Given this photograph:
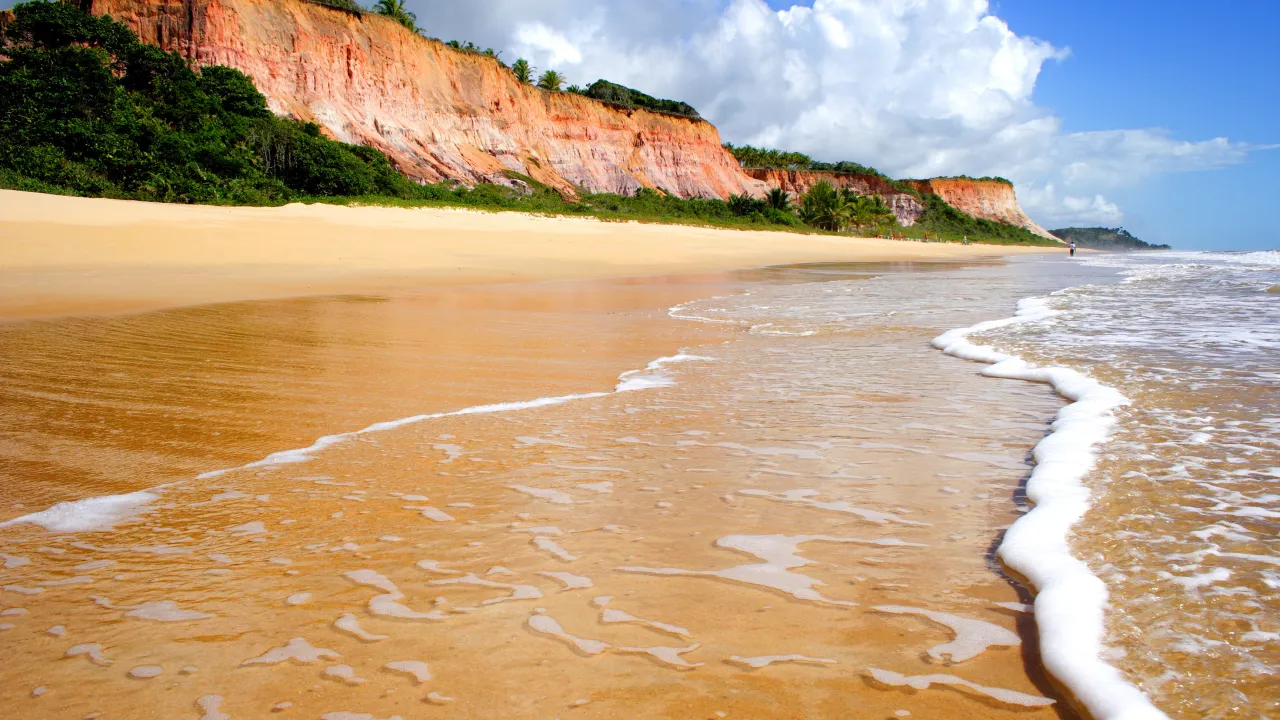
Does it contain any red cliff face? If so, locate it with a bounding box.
[744,169,924,226]
[87,0,767,199]
[905,178,1055,239]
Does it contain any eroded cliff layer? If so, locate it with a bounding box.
[87,0,765,198]
[905,178,1055,239]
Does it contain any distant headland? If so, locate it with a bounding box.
[1050,227,1171,251]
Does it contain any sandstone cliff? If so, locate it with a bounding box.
[86,0,766,199]
[904,178,1056,239]
[744,168,924,226]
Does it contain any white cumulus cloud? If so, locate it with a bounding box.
[409,0,1259,227]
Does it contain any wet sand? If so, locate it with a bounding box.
[0,260,1085,719]
[0,189,1054,320]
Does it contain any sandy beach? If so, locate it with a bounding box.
[0,191,1089,719]
[0,189,1054,320]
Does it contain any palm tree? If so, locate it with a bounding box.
[373,0,415,30]
[799,181,850,231]
[846,194,896,231]
[511,58,535,84]
[765,187,791,211]
[537,70,565,91]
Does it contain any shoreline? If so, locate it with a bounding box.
[0,189,1056,321]
[932,298,1168,720]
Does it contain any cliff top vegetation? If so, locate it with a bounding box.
[724,143,922,198]
[572,79,700,119]
[909,175,1014,185]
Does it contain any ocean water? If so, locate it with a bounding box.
[0,253,1274,719]
[966,250,1279,718]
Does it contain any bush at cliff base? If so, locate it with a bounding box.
[0,1,418,203]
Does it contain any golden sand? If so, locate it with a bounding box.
[0,189,1053,320]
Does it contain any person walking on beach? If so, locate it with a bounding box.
[1069,240,1076,257]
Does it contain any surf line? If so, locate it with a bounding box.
[0,354,714,534]
[194,353,715,479]
[932,296,1168,720]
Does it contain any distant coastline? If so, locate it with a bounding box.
[1049,227,1171,250]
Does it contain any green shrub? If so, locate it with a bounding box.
[584,79,699,119]
[900,193,1055,245]
[304,0,365,14]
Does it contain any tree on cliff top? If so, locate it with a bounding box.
[511,58,534,84]
[536,70,565,92]
[373,0,415,30]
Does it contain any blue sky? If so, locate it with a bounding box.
[991,0,1278,249]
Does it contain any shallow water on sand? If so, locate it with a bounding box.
[8,255,1252,720]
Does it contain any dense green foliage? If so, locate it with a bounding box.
[303,0,365,14]
[0,1,424,204]
[315,176,806,232]
[723,143,816,170]
[913,175,1013,185]
[798,181,845,231]
[1049,227,1170,250]
[372,0,414,30]
[723,143,886,177]
[581,79,700,119]
[765,187,791,211]
[723,143,920,198]
[795,181,897,233]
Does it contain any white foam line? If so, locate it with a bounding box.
[614,354,716,393]
[0,351,717,534]
[0,490,161,533]
[198,392,609,479]
[195,353,715,480]
[932,297,1168,720]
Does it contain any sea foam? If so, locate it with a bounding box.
[6,349,714,538]
[0,490,159,533]
[932,297,1169,720]
[197,353,713,481]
